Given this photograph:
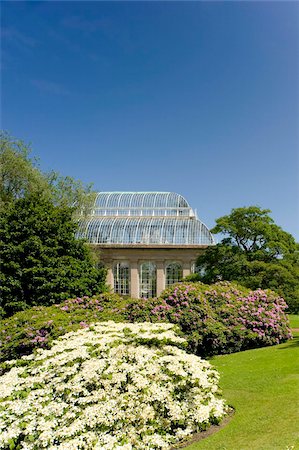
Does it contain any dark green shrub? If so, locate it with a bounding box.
[182,273,201,282]
[0,194,107,316]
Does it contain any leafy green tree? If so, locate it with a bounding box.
[47,172,96,216]
[0,194,107,317]
[0,131,49,207]
[0,131,95,214]
[212,206,297,260]
[0,133,106,317]
[196,207,299,312]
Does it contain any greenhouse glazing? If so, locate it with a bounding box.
[77,192,215,246]
[77,192,215,298]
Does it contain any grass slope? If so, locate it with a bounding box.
[185,330,299,450]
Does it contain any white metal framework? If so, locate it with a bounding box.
[166,262,183,287]
[77,192,215,246]
[113,262,130,295]
[139,262,157,298]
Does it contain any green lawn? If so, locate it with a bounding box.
[289,314,299,329]
[185,325,299,449]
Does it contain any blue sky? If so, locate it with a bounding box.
[1,1,299,240]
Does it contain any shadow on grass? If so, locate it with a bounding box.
[277,335,299,350]
[171,408,235,449]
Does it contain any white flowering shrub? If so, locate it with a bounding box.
[0,322,227,450]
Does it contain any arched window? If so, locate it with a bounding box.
[166,262,183,287]
[113,262,130,295]
[139,262,157,298]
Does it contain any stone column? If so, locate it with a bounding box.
[130,261,139,298]
[156,261,165,297]
[182,261,191,278]
[106,262,114,292]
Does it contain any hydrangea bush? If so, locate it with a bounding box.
[0,322,227,450]
[127,282,291,356]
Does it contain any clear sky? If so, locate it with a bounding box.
[1,1,299,240]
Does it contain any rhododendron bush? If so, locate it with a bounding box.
[0,293,127,363]
[127,282,291,356]
[0,322,227,450]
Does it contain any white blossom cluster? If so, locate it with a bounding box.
[0,321,227,449]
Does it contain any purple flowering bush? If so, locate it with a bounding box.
[0,293,127,364]
[126,281,291,356]
[0,283,291,364]
[204,283,291,347]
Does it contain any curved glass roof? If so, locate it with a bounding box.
[90,192,191,217]
[77,192,215,246]
[94,192,189,209]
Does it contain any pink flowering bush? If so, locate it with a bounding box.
[0,283,291,364]
[0,293,128,364]
[126,281,291,356]
[205,283,291,345]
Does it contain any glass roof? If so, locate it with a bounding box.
[77,217,214,245]
[77,192,215,246]
[94,192,189,210]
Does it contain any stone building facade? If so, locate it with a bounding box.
[77,192,215,298]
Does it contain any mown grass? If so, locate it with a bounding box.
[185,324,299,450]
[289,314,299,329]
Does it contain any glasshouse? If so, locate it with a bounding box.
[77,192,215,298]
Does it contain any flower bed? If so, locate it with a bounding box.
[0,322,227,450]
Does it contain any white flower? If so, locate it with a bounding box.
[0,321,227,449]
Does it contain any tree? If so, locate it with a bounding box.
[0,132,106,317]
[0,131,95,215]
[196,207,299,312]
[0,193,107,317]
[211,206,297,260]
[0,131,49,207]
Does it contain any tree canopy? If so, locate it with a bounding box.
[212,206,297,261]
[196,206,299,313]
[0,132,106,317]
[0,132,48,206]
[0,131,95,214]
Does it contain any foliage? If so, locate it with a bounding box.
[0,193,107,317]
[211,206,297,259]
[185,331,299,450]
[0,282,292,367]
[0,132,107,317]
[0,322,227,449]
[182,273,201,282]
[0,293,127,364]
[0,131,49,208]
[196,206,299,313]
[46,171,96,216]
[126,282,291,356]
[0,131,96,214]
